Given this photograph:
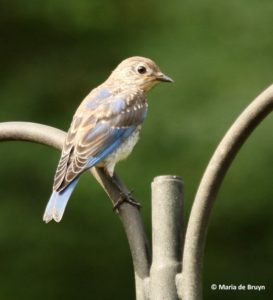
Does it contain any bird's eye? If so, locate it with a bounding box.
[137,65,147,74]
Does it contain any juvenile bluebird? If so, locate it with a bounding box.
[43,56,173,223]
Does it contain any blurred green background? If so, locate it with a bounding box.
[0,0,273,299]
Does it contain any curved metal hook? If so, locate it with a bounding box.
[0,121,151,300]
[180,84,273,299]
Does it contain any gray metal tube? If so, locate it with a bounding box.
[150,175,183,300]
[180,84,273,300]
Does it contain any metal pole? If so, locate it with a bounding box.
[92,168,151,300]
[150,175,183,300]
[180,84,273,299]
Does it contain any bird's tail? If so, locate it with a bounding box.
[43,178,79,223]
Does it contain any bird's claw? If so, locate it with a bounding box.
[113,190,141,212]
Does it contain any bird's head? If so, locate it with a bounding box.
[107,56,173,92]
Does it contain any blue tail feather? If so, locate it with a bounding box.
[43,178,79,223]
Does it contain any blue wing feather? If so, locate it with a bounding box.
[86,126,136,168]
[44,87,147,222]
[85,87,111,109]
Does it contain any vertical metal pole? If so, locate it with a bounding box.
[150,175,183,300]
[94,169,151,300]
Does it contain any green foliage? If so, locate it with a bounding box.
[0,0,273,299]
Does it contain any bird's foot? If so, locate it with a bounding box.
[113,190,141,212]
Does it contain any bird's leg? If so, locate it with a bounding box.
[104,170,141,211]
[113,188,141,212]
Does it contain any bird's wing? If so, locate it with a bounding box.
[53,89,147,192]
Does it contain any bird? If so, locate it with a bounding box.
[43,56,173,223]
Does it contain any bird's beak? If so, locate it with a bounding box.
[156,72,174,83]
